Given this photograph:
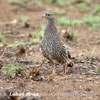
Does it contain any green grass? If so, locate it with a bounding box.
[32,0,43,7]
[83,15,100,31]
[86,0,93,4]
[65,0,75,6]
[57,17,82,27]
[92,4,100,15]
[9,0,43,7]
[38,25,44,40]
[89,23,100,31]
[71,20,83,27]
[89,47,96,58]
[45,0,74,6]
[21,17,29,27]
[76,2,91,12]
[23,0,28,5]
[53,8,65,15]
[13,41,26,50]
[38,32,44,40]
[83,16,100,24]
[6,60,16,77]
[57,17,81,40]
[32,25,44,40]
[9,0,21,5]
[95,69,100,73]
[55,0,68,7]
[0,33,7,46]
[16,63,22,74]
[30,39,40,44]
[9,0,28,6]
[6,59,23,77]
[57,17,70,26]
[45,0,54,3]
[30,25,44,44]
[67,24,79,40]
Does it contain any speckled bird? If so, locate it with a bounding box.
[40,12,73,74]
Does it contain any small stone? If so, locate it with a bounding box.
[85,88,91,91]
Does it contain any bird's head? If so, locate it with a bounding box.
[42,12,55,22]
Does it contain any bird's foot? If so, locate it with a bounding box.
[52,70,56,75]
[52,64,56,75]
[63,65,66,74]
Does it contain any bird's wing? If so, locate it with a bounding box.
[58,32,74,51]
[63,44,74,51]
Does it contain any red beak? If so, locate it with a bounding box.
[42,14,46,18]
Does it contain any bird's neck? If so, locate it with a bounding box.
[46,20,57,33]
[47,19,55,26]
[44,19,58,37]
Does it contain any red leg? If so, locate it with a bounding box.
[52,64,56,75]
[63,65,66,74]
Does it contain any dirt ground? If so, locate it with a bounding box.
[0,0,100,100]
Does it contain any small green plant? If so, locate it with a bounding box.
[9,0,28,6]
[16,63,22,74]
[6,60,16,77]
[92,4,100,15]
[86,0,93,4]
[76,2,90,12]
[23,0,28,5]
[6,59,23,77]
[94,69,100,73]
[83,16,100,24]
[38,25,44,40]
[13,41,26,50]
[57,17,70,26]
[71,20,83,27]
[30,24,45,45]
[55,0,67,7]
[89,23,100,31]
[89,47,96,58]
[21,17,29,27]
[30,25,44,44]
[38,32,44,40]
[0,33,7,46]
[66,0,75,6]
[83,15,100,31]
[56,0,74,7]
[53,8,65,15]
[30,39,40,44]
[68,23,79,40]
[32,0,43,7]
[45,0,54,3]
[9,0,21,4]
[57,17,82,27]
[45,0,74,6]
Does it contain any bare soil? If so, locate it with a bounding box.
[0,0,100,100]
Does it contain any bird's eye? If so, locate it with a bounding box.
[47,14,50,16]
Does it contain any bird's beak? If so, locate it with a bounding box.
[42,14,46,18]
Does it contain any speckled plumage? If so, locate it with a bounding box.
[40,13,70,66]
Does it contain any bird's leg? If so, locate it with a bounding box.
[63,64,66,74]
[52,64,56,75]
